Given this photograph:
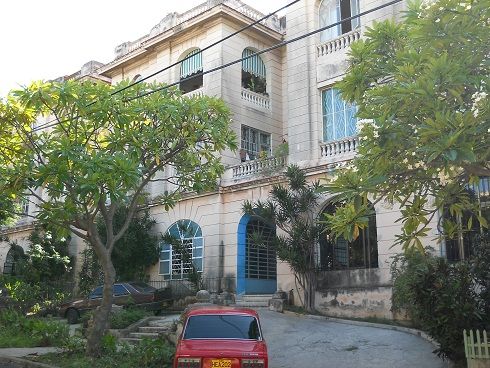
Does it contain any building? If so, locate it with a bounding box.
[2,0,486,319]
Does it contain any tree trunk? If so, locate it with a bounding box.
[86,252,116,357]
[304,270,316,313]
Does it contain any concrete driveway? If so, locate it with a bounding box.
[258,309,447,368]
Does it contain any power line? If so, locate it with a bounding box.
[127,0,403,101]
[31,0,299,133]
[33,0,403,132]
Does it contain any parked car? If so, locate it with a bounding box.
[174,306,268,368]
[59,281,172,324]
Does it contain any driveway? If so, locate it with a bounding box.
[258,309,447,368]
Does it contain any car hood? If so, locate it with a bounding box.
[177,339,267,357]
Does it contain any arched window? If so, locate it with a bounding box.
[443,177,490,261]
[241,48,267,95]
[319,203,378,270]
[3,245,25,275]
[180,49,203,94]
[159,220,203,280]
[319,0,360,42]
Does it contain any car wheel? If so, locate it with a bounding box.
[66,308,79,324]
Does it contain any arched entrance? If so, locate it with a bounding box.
[237,214,277,294]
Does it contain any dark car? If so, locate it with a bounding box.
[59,282,172,324]
[174,306,268,368]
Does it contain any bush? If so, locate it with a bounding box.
[391,239,490,363]
[42,337,174,368]
[109,308,150,329]
[0,309,69,347]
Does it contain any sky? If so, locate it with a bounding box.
[0,0,285,98]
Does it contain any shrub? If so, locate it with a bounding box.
[0,309,69,347]
[109,308,149,329]
[391,242,489,363]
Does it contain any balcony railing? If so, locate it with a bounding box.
[231,156,286,179]
[317,29,361,57]
[320,136,359,158]
[182,87,204,98]
[241,88,270,109]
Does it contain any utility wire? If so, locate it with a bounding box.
[31,0,299,133]
[32,0,402,132]
[127,0,403,101]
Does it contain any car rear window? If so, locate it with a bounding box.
[128,282,156,293]
[183,315,261,340]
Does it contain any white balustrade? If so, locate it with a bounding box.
[320,136,359,158]
[231,156,286,179]
[317,30,361,57]
[182,87,204,98]
[241,89,270,109]
[114,0,283,60]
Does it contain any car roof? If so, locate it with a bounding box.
[185,305,259,317]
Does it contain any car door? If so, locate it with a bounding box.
[88,286,103,308]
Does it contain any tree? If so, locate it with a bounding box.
[321,0,489,252]
[97,205,159,282]
[22,225,71,283]
[0,79,236,356]
[243,165,323,312]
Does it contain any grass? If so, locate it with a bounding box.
[0,309,69,348]
[34,338,175,368]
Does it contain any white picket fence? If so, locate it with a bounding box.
[464,329,489,368]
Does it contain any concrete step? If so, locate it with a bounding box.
[138,326,171,333]
[129,332,159,339]
[148,319,176,328]
[238,294,273,301]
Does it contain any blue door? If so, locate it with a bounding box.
[237,214,277,295]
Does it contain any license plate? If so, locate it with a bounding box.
[211,359,232,368]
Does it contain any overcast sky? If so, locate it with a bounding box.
[0,0,285,97]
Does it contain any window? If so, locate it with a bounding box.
[184,315,261,340]
[241,126,271,161]
[322,88,357,142]
[180,49,203,94]
[319,0,360,42]
[89,287,103,299]
[242,48,267,95]
[443,177,490,261]
[113,284,130,296]
[319,203,378,270]
[159,220,203,280]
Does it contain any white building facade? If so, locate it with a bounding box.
[3,0,470,319]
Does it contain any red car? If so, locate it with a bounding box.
[174,306,268,368]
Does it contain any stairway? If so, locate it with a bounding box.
[234,294,273,308]
[120,315,179,345]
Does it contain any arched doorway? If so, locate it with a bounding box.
[237,214,277,294]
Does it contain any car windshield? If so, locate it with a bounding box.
[128,282,156,293]
[183,314,261,340]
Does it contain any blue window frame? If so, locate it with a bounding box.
[322,88,357,142]
[159,220,204,280]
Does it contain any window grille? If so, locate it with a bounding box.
[322,88,357,142]
[245,218,276,280]
[159,219,203,280]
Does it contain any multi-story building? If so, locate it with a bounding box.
[2,0,487,318]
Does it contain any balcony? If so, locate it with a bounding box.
[317,29,361,57]
[241,88,270,110]
[182,87,204,98]
[221,156,287,183]
[320,136,359,159]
